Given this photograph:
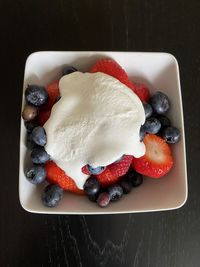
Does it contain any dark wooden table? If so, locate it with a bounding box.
[0,1,198,266]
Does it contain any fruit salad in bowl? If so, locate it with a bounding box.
[19,51,187,214]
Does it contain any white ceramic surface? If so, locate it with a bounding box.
[19,51,187,214]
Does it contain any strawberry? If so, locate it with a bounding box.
[90,59,129,85]
[97,168,120,187]
[81,165,90,175]
[45,161,84,195]
[108,155,133,177]
[37,108,51,126]
[90,59,150,102]
[46,80,60,109]
[133,82,150,103]
[132,134,173,178]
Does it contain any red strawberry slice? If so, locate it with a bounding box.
[46,80,60,109]
[37,108,51,126]
[108,155,133,177]
[132,134,173,178]
[90,59,150,102]
[45,161,85,195]
[97,168,120,187]
[81,165,90,175]
[90,59,129,85]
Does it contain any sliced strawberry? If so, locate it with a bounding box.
[90,59,150,102]
[81,165,90,175]
[97,168,120,187]
[108,155,133,177]
[46,80,60,109]
[45,161,84,195]
[132,134,173,178]
[90,59,129,85]
[37,108,51,126]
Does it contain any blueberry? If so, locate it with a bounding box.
[162,126,181,143]
[97,192,110,208]
[24,121,38,133]
[22,105,38,121]
[140,125,146,141]
[42,184,63,207]
[108,184,123,201]
[143,103,153,118]
[127,170,143,187]
[31,126,47,146]
[31,146,50,164]
[143,117,161,134]
[25,165,46,184]
[84,176,100,196]
[62,66,77,76]
[88,193,98,202]
[150,91,170,114]
[25,85,48,106]
[119,178,132,194]
[87,165,105,175]
[157,115,171,129]
[26,133,37,150]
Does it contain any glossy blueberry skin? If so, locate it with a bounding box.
[42,184,63,207]
[84,176,100,196]
[126,170,143,187]
[119,178,132,194]
[140,125,146,141]
[62,66,77,76]
[31,146,50,164]
[25,85,48,107]
[162,126,181,143]
[156,115,171,129]
[143,102,153,118]
[97,192,110,207]
[87,165,105,175]
[143,117,161,134]
[24,121,38,133]
[31,126,47,146]
[108,184,123,201]
[150,91,170,114]
[25,165,46,184]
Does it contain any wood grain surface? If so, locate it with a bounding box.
[0,0,199,266]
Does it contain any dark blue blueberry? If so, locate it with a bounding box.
[31,126,47,146]
[31,146,50,164]
[157,115,171,129]
[150,91,170,114]
[143,102,153,118]
[126,170,143,187]
[162,126,181,143]
[24,121,38,133]
[140,125,146,141]
[25,85,48,106]
[108,184,123,201]
[62,66,77,76]
[84,176,100,196]
[97,192,110,207]
[25,165,46,184]
[42,184,63,207]
[87,165,105,175]
[143,117,161,134]
[119,178,132,194]
[26,133,37,150]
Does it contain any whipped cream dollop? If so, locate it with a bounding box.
[44,72,145,189]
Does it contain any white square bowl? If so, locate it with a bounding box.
[19,51,187,214]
